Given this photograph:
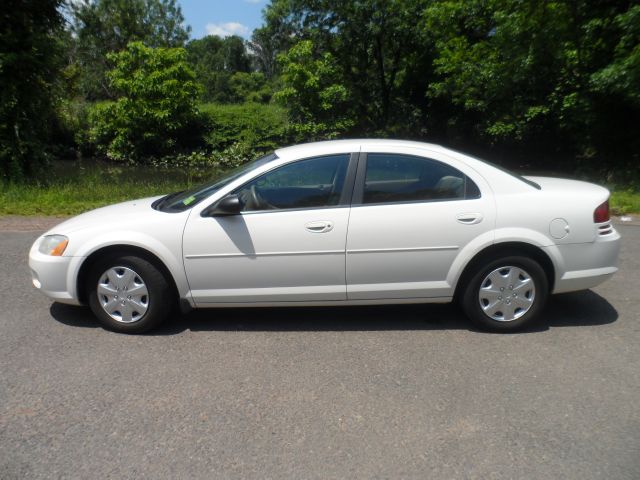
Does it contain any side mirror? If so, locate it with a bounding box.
[202,195,243,217]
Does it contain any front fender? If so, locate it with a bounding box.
[65,230,191,302]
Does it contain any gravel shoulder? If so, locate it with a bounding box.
[0,216,70,232]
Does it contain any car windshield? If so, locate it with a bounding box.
[153,153,278,212]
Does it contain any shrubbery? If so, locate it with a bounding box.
[57,99,290,167]
[90,42,201,162]
[199,102,290,152]
[274,40,354,140]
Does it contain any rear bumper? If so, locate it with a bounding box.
[547,230,621,294]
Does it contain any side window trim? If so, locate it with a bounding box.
[339,152,360,206]
[351,152,368,205]
[352,152,482,206]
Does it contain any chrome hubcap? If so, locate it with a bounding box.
[97,266,149,324]
[478,266,535,322]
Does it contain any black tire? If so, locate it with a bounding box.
[461,255,548,332]
[87,255,174,333]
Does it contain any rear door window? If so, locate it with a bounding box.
[362,153,479,204]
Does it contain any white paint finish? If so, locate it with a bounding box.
[550,218,570,239]
[547,231,621,293]
[183,208,350,303]
[27,139,621,315]
[30,196,192,303]
[346,198,494,299]
[345,144,498,299]
[28,250,77,303]
[494,177,609,245]
[182,296,453,308]
[456,212,484,225]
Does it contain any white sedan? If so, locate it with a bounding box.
[29,140,620,333]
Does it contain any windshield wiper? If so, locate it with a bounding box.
[153,190,185,211]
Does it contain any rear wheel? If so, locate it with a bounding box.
[461,256,548,332]
[87,255,174,333]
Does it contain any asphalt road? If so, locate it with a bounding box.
[1,224,639,479]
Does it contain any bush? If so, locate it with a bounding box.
[274,40,354,140]
[228,72,273,103]
[90,42,201,162]
[199,102,290,152]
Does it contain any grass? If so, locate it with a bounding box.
[0,161,212,216]
[0,180,188,216]
[610,189,640,215]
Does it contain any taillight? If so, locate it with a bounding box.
[593,199,610,223]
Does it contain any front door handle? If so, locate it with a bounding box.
[305,221,334,233]
[456,213,483,225]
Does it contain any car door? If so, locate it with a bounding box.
[346,150,495,300]
[183,153,357,304]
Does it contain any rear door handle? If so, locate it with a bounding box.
[305,221,334,233]
[456,213,483,225]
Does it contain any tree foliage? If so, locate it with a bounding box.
[4,0,639,181]
[71,0,190,99]
[185,35,259,103]
[264,0,640,168]
[248,27,281,79]
[274,40,353,139]
[266,0,430,135]
[91,42,200,162]
[0,0,65,181]
[422,0,640,163]
[590,5,640,106]
[200,102,289,152]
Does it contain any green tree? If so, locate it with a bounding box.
[589,4,640,160]
[248,26,286,79]
[185,35,252,103]
[71,0,190,99]
[228,72,272,103]
[91,42,201,162]
[263,0,430,134]
[0,0,64,181]
[423,0,640,163]
[274,40,353,139]
[264,0,639,168]
[591,5,640,106]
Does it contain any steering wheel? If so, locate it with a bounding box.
[249,185,276,210]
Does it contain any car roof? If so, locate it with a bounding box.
[274,139,451,159]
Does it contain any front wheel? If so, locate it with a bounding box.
[461,256,548,332]
[87,255,174,333]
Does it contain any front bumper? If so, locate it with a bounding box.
[28,241,83,305]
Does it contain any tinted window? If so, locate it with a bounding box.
[235,154,350,211]
[154,153,277,212]
[363,154,473,204]
[465,176,481,199]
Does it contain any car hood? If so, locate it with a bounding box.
[44,195,165,235]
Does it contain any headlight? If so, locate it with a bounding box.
[38,235,69,256]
